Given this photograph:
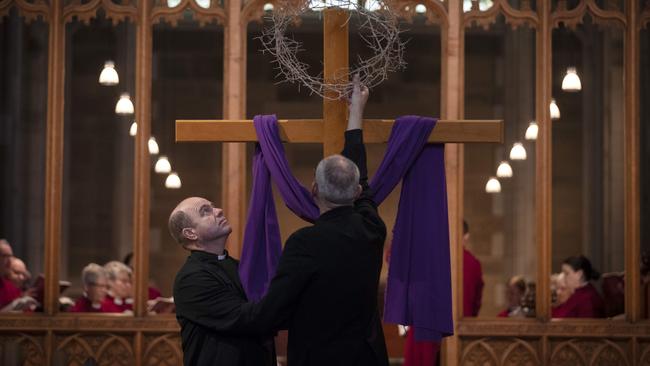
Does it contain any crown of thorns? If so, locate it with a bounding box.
[259,0,407,100]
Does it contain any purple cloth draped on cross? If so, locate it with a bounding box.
[238,114,453,341]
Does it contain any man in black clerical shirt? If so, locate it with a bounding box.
[170,197,275,366]
[234,75,389,366]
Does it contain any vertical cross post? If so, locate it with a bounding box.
[323,8,349,157]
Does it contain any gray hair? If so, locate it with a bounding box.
[169,210,194,245]
[104,261,132,281]
[315,155,360,204]
[82,263,107,286]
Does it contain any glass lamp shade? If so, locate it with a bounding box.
[485,177,501,193]
[155,156,172,174]
[496,161,513,178]
[99,61,119,85]
[195,0,210,8]
[550,98,561,120]
[115,93,134,115]
[562,67,582,91]
[167,0,181,6]
[263,3,274,10]
[509,142,527,160]
[148,137,160,155]
[415,4,426,13]
[165,172,182,189]
[525,121,538,140]
[129,121,137,137]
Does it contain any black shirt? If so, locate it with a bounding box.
[237,129,390,366]
[173,250,275,366]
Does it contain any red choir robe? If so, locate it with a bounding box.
[69,296,121,313]
[102,294,133,313]
[403,248,484,366]
[148,287,162,300]
[463,248,484,317]
[0,277,21,308]
[552,283,605,318]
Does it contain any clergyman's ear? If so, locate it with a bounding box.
[355,184,362,199]
[311,182,318,198]
[181,228,197,241]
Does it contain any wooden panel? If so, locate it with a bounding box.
[221,0,247,258]
[54,333,135,366]
[44,0,64,317]
[0,333,46,365]
[176,119,504,144]
[624,0,640,322]
[0,314,180,332]
[322,7,349,157]
[442,0,463,364]
[460,337,541,366]
[456,319,650,337]
[133,0,153,318]
[535,0,552,322]
[143,333,183,365]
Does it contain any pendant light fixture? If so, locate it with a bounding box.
[485,177,501,193]
[155,156,172,174]
[148,137,160,155]
[165,172,182,189]
[115,93,134,115]
[99,61,119,85]
[496,161,513,178]
[525,121,538,140]
[549,98,561,120]
[561,67,582,91]
[509,142,527,160]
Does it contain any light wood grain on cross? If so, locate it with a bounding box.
[176,8,503,154]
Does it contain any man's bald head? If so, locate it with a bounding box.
[8,257,29,288]
[168,197,231,247]
[314,155,361,205]
[169,198,198,245]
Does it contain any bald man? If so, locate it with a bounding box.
[170,197,276,366]
[8,257,30,291]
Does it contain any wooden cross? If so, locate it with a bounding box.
[175,9,502,257]
[176,8,502,160]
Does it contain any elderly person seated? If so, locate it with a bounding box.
[8,257,31,291]
[497,275,527,318]
[103,261,133,312]
[70,263,114,312]
[0,240,20,309]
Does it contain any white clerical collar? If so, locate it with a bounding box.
[91,302,102,310]
[217,252,227,260]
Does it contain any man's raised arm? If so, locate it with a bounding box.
[341,74,370,192]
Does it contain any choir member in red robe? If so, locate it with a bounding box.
[70,263,117,312]
[552,256,605,318]
[123,252,163,300]
[0,240,21,309]
[497,276,526,318]
[403,221,484,366]
[102,261,133,312]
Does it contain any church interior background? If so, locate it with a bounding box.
[1,0,649,364]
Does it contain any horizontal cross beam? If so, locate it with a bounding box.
[175,119,504,144]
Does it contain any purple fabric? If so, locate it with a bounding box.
[239,115,319,301]
[239,114,453,341]
[370,116,453,341]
